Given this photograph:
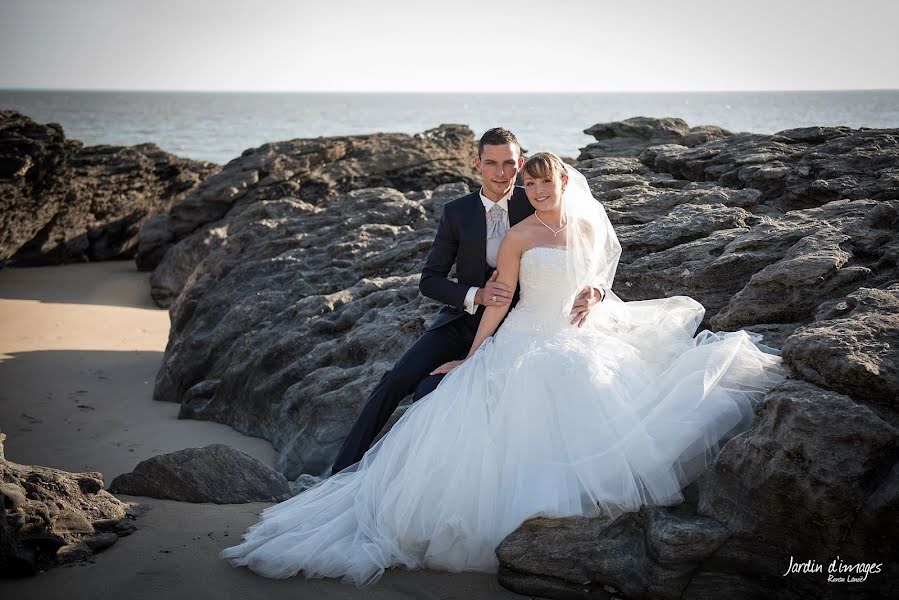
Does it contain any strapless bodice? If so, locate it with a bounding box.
[502,246,579,334]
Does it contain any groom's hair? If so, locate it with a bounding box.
[478,127,520,157]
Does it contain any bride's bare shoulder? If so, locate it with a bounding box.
[510,213,535,228]
[508,218,545,242]
[500,224,539,256]
[509,215,540,235]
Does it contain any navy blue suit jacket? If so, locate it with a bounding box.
[419,186,535,332]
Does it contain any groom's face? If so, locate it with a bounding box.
[476,143,522,200]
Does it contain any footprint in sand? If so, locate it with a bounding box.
[20,412,43,423]
[88,368,110,381]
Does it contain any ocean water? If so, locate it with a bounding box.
[2,90,897,166]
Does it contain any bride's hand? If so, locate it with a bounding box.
[430,360,466,375]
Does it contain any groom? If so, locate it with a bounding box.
[330,128,604,475]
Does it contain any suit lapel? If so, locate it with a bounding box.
[467,192,487,276]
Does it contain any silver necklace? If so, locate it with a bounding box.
[535,213,567,237]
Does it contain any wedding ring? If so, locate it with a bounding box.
[492,295,497,303]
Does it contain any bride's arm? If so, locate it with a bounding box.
[430,232,524,375]
[465,232,524,358]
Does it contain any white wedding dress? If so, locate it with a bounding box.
[220,245,786,586]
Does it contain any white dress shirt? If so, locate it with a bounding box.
[462,187,512,314]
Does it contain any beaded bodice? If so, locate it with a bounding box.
[501,246,578,335]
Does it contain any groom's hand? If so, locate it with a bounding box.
[570,286,602,327]
[475,271,513,307]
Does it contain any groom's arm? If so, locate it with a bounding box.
[588,277,607,301]
[419,203,471,310]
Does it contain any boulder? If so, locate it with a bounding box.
[107,444,291,503]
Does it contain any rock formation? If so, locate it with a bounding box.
[0,110,217,266]
[0,432,138,577]
[579,116,732,159]
[782,284,898,414]
[138,124,479,305]
[0,111,75,264]
[153,184,463,478]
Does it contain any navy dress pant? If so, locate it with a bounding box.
[330,316,478,475]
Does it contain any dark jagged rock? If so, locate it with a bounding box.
[576,126,899,342]
[0,110,78,263]
[107,444,291,503]
[684,379,898,598]
[0,111,217,266]
[615,203,753,255]
[579,116,732,160]
[642,127,899,211]
[153,184,464,478]
[783,284,899,419]
[138,124,479,303]
[497,507,729,600]
[0,432,136,577]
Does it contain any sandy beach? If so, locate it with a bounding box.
[0,261,526,599]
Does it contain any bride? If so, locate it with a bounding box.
[220,152,785,585]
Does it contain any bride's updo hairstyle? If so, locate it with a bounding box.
[522,151,568,182]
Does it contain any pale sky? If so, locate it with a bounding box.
[1,0,897,92]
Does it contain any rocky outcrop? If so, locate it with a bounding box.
[107,444,291,503]
[578,122,899,344]
[0,432,138,577]
[579,116,732,160]
[139,124,479,306]
[0,110,76,264]
[782,285,899,417]
[494,119,899,598]
[0,111,217,266]
[643,126,899,211]
[153,184,462,478]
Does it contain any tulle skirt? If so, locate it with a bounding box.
[220,293,785,585]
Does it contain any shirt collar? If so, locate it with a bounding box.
[479,186,512,213]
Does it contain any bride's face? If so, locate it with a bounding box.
[523,171,568,212]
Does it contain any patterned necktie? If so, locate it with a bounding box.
[486,203,507,268]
